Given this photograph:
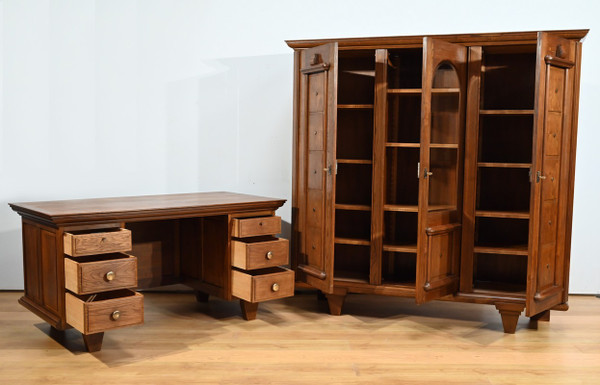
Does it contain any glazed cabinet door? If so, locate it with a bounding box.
[294,43,338,293]
[416,38,467,304]
[526,32,577,316]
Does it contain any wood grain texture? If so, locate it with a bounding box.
[3,292,599,384]
[231,237,289,270]
[10,192,286,226]
[65,290,144,335]
[64,254,138,295]
[231,216,281,238]
[64,228,131,257]
[231,267,295,303]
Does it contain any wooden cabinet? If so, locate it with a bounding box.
[288,30,587,332]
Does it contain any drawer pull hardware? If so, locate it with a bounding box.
[271,283,280,292]
[424,167,433,178]
[105,271,116,281]
[266,251,273,260]
[111,310,121,321]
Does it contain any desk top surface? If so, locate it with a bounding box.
[10,192,286,225]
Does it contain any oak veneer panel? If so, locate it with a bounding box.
[231,237,289,270]
[65,290,143,334]
[64,253,137,295]
[231,216,281,238]
[63,228,131,257]
[231,267,295,303]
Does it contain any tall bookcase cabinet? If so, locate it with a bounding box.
[287,30,587,333]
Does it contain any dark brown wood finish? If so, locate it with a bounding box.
[289,30,586,332]
[10,192,289,351]
[295,43,338,293]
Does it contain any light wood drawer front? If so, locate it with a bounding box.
[66,289,143,334]
[64,253,137,295]
[64,228,132,257]
[232,216,281,238]
[232,237,289,270]
[231,267,294,303]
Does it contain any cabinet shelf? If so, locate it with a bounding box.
[430,143,459,149]
[478,162,531,169]
[386,142,420,148]
[383,243,417,253]
[476,210,530,219]
[337,159,372,165]
[384,204,418,213]
[387,88,459,94]
[334,237,370,246]
[334,271,369,283]
[335,204,371,211]
[479,109,534,115]
[474,245,528,256]
[338,104,374,109]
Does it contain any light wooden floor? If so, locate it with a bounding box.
[1,291,599,384]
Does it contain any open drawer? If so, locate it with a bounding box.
[64,253,137,295]
[231,216,281,238]
[64,228,132,257]
[232,236,289,270]
[231,267,294,303]
[65,289,144,334]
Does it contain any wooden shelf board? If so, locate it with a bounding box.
[479,109,534,115]
[388,88,422,94]
[338,104,374,109]
[383,243,417,253]
[478,162,532,169]
[384,204,418,213]
[334,271,370,284]
[474,244,529,256]
[430,143,459,149]
[476,210,530,219]
[428,204,456,212]
[432,88,460,93]
[334,237,370,246]
[473,281,527,296]
[386,142,420,148]
[337,159,372,165]
[335,204,371,211]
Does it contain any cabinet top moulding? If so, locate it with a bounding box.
[285,30,588,49]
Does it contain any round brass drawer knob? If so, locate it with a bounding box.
[266,251,273,260]
[271,283,280,292]
[111,310,121,321]
[105,271,116,281]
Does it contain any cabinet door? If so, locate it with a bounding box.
[416,38,467,304]
[527,32,577,316]
[295,43,338,294]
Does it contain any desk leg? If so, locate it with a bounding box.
[82,332,104,352]
[240,300,259,320]
[195,291,210,302]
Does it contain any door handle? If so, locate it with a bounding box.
[536,171,546,183]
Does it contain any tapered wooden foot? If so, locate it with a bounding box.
[240,300,259,320]
[326,293,346,316]
[529,309,550,329]
[195,291,209,302]
[495,302,525,334]
[82,332,104,352]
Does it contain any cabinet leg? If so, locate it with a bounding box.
[195,291,210,302]
[82,332,104,352]
[495,302,525,334]
[529,310,551,329]
[240,300,259,320]
[326,293,346,316]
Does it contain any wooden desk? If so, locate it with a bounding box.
[10,192,292,352]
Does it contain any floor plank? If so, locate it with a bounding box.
[0,291,599,384]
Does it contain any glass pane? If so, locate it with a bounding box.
[428,63,460,211]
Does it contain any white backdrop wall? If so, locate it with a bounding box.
[0,0,598,293]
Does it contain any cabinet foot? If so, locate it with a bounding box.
[82,332,104,352]
[240,300,259,320]
[195,291,210,302]
[495,302,525,334]
[326,293,346,316]
[529,310,550,328]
